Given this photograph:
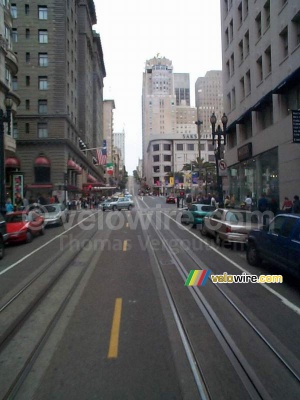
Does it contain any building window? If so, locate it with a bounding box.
[177,144,183,151]
[229,19,233,42]
[38,99,48,114]
[239,40,243,64]
[187,144,194,151]
[12,29,18,42]
[25,4,29,14]
[256,56,263,83]
[39,30,48,43]
[243,0,248,18]
[225,28,229,48]
[164,166,171,173]
[39,76,48,90]
[226,60,230,81]
[280,27,288,59]
[11,4,17,18]
[240,76,245,99]
[38,123,48,138]
[153,155,159,162]
[256,12,262,40]
[12,77,18,91]
[26,100,30,110]
[26,76,30,86]
[208,155,215,163]
[153,166,160,173]
[230,53,235,76]
[26,52,30,63]
[35,165,50,183]
[26,28,30,39]
[164,155,171,162]
[13,123,18,139]
[153,144,159,151]
[164,144,171,151]
[244,30,249,57]
[38,6,48,20]
[292,12,300,48]
[238,2,242,27]
[232,87,236,109]
[246,69,251,94]
[263,0,270,31]
[264,46,272,75]
[38,53,48,66]
[25,123,30,133]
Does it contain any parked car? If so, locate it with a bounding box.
[166,195,176,204]
[101,198,116,211]
[181,204,215,228]
[247,214,300,273]
[39,203,69,226]
[201,208,261,246]
[0,212,8,259]
[104,197,135,211]
[5,211,45,243]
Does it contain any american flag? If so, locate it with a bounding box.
[96,140,107,165]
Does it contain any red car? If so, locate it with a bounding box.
[5,211,45,244]
[166,195,176,204]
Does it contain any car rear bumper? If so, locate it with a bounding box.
[221,232,248,243]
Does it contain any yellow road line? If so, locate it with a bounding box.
[123,240,128,251]
[108,298,122,358]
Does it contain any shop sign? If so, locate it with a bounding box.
[292,110,300,143]
[237,142,252,161]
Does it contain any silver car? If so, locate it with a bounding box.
[201,208,261,246]
[106,197,135,211]
[40,203,70,226]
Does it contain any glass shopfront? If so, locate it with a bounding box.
[228,147,279,207]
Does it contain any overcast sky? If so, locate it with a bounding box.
[94,0,222,174]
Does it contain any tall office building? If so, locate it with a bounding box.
[114,129,125,170]
[142,56,199,193]
[221,0,300,205]
[12,0,106,199]
[0,1,20,204]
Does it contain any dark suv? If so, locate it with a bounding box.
[0,212,8,259]
[247,214,300,274]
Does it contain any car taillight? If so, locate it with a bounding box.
[226,226,232,233]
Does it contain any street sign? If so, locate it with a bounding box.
[218,159,228,176]
[292,110,300,143]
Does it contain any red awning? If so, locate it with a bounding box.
[35,156,50,166]
[5,157,20,168]
[67,159,77,169]
[25,184,53,189]
[87,174,97,182]
[75,164,82,174]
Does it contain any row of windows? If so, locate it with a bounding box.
[13,76,48,90]
[11,4,48,19]
[153,166,172,173]
[12,29,48,43]
[152,143,215,152]
[13,122,48,138]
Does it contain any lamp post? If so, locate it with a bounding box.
[195,119,203,165]
[0,98,13,214]
[210,112,228,206]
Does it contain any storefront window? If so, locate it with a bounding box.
[228,147,278,206]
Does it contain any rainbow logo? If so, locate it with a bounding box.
[185,270,211,286]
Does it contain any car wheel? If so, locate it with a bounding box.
[215,233,222,246]
[128,205,132,210]
[246,243,261,266]
[112,206,116,211]
[192,224,197,229]
[66,214,69,223]
[40,226,45,236]
[26,231,33,243]
[0,238,5,260]
[201,224,208,236]
[59,218,63,226]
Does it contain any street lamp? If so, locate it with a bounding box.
[0,97,13,214]
[210,112,228,206]
[194,119,203,164]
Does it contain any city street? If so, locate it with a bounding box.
[0,192,300,399]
